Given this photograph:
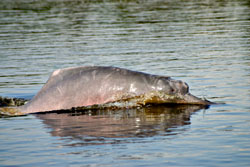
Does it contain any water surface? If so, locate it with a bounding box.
[0,0,250,166]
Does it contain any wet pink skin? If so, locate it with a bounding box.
[18,66,211,114]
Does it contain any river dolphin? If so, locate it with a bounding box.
[1,66,212,116]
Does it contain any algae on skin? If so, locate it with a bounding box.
[0,107,24,116]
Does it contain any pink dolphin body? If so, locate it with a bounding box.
[2,66,212,115]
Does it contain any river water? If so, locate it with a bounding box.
[0,0,250,166]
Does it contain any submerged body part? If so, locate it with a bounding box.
[1,66,213,116]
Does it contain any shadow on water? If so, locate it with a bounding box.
[35,105,207,146]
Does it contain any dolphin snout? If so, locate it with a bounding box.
[183,93,213,105]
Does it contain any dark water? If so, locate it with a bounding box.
[0,0,250,166]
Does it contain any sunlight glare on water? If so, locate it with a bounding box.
[0,0,250,166]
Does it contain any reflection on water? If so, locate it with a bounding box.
[36,105,205,145]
